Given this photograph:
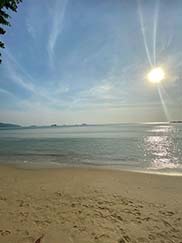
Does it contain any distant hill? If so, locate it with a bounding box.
[170,121,182,124]
[0,122,21,128]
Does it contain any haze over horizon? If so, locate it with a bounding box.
[0,0,182,125]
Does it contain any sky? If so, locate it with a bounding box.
[0,0,182,125]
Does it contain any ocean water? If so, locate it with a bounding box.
[0,123,182,174]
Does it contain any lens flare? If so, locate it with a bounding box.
[147,67,165,83]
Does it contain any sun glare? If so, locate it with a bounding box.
[147,67,165,83]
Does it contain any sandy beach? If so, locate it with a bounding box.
[0,165,182,243]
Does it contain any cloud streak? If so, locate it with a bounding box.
[48,0,69,67]
[5,50,38,94]
[0,88,15,98]
[3,50,70,109]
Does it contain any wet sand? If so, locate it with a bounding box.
[0,165,182,243]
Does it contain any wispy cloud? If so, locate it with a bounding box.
[0,88,15,98]
[81,83,113,99]
[3,50,70,108]
[48,0,69,67]
[71,71,131,109]
[5,50,37,94]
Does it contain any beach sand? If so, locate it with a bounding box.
[0,165,182,243]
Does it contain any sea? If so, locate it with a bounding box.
[0,123,182,175]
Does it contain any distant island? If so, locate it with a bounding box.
[0,122,90,129]
[50,123,88,127]
[0,122,21,128]
[170,121,182,124]
[50,124,57,127]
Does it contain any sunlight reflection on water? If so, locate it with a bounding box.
[144,126,180,170]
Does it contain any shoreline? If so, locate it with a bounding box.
[0,164,182,242]
[1,161,182,177]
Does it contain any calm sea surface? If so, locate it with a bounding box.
[0,123,182,174]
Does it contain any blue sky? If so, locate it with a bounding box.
[0,0,182,125]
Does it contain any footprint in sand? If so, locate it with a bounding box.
[0,196,7,201]
[0,229,11,236]
[159,210,175,216]
[118,235,130,243]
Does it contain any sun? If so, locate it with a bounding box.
[147,67,165,83]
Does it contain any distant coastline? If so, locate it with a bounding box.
[1,121,182,130]
[0,122,21,129]
[0,122,90,130]
[170,121,182,124]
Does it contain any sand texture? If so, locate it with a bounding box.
[0,165,182,243]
